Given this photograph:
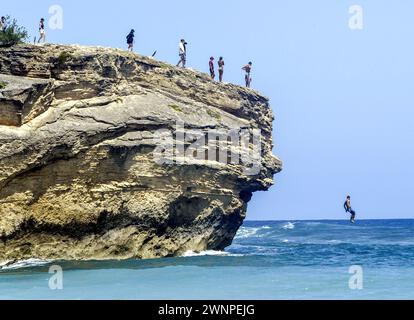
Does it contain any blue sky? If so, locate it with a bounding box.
[2,1,414,220]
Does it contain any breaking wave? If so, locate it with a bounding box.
[182,250,242,257]
[282,222,296,230]
[234,226,272,239]
[0,259,51,271]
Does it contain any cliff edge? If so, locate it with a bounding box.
[0,44,282,261]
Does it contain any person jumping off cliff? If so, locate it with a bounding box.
[218,57,225,82]
[38,18,46,44]
[126,29,135,52]
[177,39,187,68]
[242,62,252,88]
[209,56,215,79]
[344,195,356,223]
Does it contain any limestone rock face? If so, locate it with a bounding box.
[0,44,282,261]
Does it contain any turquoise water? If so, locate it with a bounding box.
[1,220,414,300]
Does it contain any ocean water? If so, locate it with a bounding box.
[1,219,414,300]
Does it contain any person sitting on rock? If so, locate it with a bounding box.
[38,18,46,44]
[209,56,215,79]
[177,39,187,68]
[126,29,135,52]
[242,62,252,88]
[218,57,225,82]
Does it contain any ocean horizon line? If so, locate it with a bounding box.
[244,218,414,222]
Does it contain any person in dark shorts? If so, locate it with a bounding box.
[218,57,225,82]
[242,61,252,88]
[177,39,187,68]
[209,56,215,79]
[344,195,356,223]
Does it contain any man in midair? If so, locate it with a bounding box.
[218,57,225,82]
[344,195,356,223]
[209,56,215,79]
[177,39,187,68]
[242,61,252,88]
[126,29,135,52]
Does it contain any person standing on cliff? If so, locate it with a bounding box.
[126,29,135,52]
[218,57,225,82]
[344,195,356,223]
[38,18,46,44]
[209,56,215,79]
[177,39,187,68]
[0,16,7,32]
[242,62,252,88]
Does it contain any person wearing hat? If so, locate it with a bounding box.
[242,61,253,88]
[177,39,187,68]
[38,18,46,44]
[126,29,135,52]
[209,56,215,79]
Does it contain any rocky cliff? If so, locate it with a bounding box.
[0,44,282,261]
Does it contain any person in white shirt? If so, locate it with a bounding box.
[0,16,7,32]
[176,39,187,68]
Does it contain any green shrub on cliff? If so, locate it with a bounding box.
[0,81,7,89]
[169,104,183,112]
[56,51,74,67]
[0,16,28,47]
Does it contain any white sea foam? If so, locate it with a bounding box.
[327,240,342,244]
[234,227,260,239]
[182,250,242,257]
[0,258,51,270]
[235,225,273,239]
[282,222,296,230]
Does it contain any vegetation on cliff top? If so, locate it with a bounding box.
[0,16,28,47]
